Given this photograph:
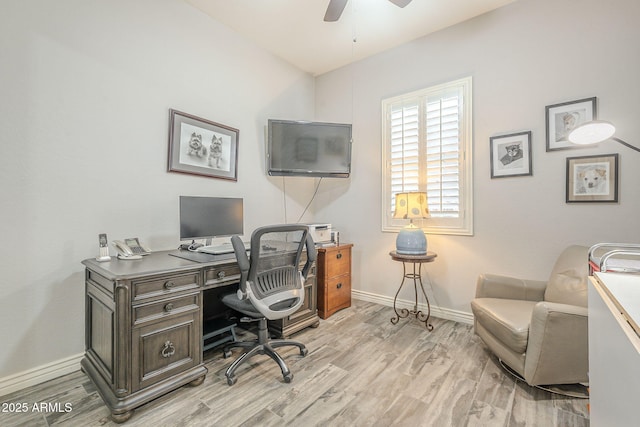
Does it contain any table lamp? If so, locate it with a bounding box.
[393,191,430,255]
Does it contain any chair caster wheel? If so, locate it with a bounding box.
[283,373,293,383]
[226,375,237,386]
[223,350,232,359]
[300,347,308,357]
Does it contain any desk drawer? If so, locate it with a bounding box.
[204,265,240,288]
[131,312,200,392]
[132,272,200,301]
[326,275,351,308]
[133,293,199,326]
[324,248,351,278]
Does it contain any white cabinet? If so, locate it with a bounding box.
[588,273,640,426]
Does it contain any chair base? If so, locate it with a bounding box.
[223,317,307,386]
[498,359,589,399]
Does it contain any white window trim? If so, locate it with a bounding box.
[381,76,473,236]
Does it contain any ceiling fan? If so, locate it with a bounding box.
[324,0,413,22]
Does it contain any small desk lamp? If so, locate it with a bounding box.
[393,191,430,255]
[568,120,640,152]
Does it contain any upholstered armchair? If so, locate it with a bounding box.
[470,245,589,386]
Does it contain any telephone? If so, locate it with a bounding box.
[113,238,151,259]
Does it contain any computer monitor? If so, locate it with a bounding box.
[179,196,243,244]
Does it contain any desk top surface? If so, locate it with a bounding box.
[594,272,640,336]
[82,250,237,280]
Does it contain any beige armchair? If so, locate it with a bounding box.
[470,245,589,386]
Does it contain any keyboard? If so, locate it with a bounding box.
[197,241,249,255]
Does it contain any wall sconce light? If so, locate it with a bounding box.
[393,191,430,255]
[568,120,640,153]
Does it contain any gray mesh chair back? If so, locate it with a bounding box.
[232,225,314,319]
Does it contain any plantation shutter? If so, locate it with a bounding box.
[389,93,461,217]
[382,76,472,236]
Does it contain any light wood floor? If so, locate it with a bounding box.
[2,300,589,426]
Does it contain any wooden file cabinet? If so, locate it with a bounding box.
[317,244,353,319]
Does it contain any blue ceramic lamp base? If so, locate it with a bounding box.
[395,224,427,255]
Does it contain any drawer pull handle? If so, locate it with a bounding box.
[164,303,174,312]
[217,271,226,280]
[336,253,342,259]
[161,341,176,358]
[164,281,175,290]
[337,283,343,289]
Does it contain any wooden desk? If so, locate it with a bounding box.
[81,250,318,422]
[388,251,437,331]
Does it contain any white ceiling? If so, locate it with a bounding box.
[183,0,516,76]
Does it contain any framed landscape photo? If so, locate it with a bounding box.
[490,131,532,178]
[168,109,239,181]
[545,97,597,151]
[566,153,618,203]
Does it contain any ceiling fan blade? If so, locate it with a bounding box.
[324,0,348,22]
[389,0,412,7]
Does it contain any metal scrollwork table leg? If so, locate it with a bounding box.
[389,251,437,331]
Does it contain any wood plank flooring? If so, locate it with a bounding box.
[1,300,589,426]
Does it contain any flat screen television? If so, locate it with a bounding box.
[179,196,243,243]
[267,119,352,178]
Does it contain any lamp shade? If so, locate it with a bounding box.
[393,192,430,220]
[393,192,429,255]
[568,120,616,145]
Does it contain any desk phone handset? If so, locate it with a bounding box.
[113,238,151,260]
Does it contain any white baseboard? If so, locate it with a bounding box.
[352,289,474,325]
[0,353,83,397]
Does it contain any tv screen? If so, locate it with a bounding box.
[267,119,352,178]
[179,196,243,242]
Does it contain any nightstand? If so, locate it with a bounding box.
[317,244,353,319]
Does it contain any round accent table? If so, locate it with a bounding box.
[389,250,438,331]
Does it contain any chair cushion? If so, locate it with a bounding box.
[471,298,537,354]
[544,245,589,307]
[221,293,262,318]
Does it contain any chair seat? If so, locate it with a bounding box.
[221,293,262,318]
[471,298,537,354]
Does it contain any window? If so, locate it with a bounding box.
[382,76,473,235]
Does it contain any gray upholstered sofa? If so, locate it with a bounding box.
[470,245,589,386]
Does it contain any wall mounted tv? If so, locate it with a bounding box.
[267,119,352,178]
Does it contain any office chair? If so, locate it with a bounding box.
[221,224,316,385]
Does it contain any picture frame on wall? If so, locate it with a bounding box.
[545,97,597,151]
[490,131,533,178]
[566,153,618,203]
[167,109,239,181]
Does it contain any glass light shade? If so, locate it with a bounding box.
[568,120,616,145]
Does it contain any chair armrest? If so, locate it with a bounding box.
[524,301,589,385]
[302,232,317,280]
[231,235,250,296]
[475,273,547,301]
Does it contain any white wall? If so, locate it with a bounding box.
[314,0,640,315]
[0,0,316,379]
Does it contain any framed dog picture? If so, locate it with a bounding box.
[545,97,597,151]
[490,131,532,178]
[167,109,239,181]
[566,153,618,203]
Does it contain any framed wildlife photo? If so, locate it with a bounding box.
[545,97,597,151]
[490,131,532,178]
[167,109,239,181]
[566,153,618,203]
